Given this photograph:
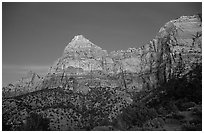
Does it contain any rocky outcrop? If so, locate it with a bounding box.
[152,15,202,83]
[3,71,44,97]
[50,35,108,74]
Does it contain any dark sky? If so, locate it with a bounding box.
[2,2,202,86]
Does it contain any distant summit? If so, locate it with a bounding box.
[64,35,102,54]
[50,35,108,74]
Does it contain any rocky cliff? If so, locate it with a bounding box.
[3,15,202,97]
[49,14,201,90]
[3,71,44,97]
[50,35,108,74]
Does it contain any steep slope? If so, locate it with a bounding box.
[3,71,44,97]
[47,14,201,92]
[50,35,108,74]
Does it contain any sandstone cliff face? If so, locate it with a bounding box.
[49,15,201,90]
[50,35,108,74]
[111,15,201,75]
[3,15,202,97]
[153,15,202,83]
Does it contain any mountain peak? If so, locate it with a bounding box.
[68,35,95,48]
[64,35,102,54]
[72,35,86,41]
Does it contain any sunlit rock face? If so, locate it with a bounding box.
[3,15,202,97]
[50,15,201,88]
[153,15,202,82]
[50,35,108,75]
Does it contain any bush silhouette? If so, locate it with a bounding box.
[22,112,50,131]
[119,103,158,128]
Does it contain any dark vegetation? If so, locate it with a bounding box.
[197,13,202,21]
[20,112,50,131]
[113,62,202,130]
[2,63,202,131]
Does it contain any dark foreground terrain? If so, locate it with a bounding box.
[2,63,202,131]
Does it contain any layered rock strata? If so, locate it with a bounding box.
[3,15,202,97]
[49,15,201,90]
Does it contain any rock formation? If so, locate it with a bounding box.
[3,15,202,97]
[50,35,108,74]
[48,14,201,91]
[3,71,43,97]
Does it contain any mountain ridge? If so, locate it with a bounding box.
[51,14,201,77]
[3,14,202,98]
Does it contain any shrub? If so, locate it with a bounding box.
[181,122,202,131]
[22,112,50,131]
[2,117,12,131]
[143,117,165,130]
[171,113,185,120]
[119,103,158,128]
[164,100,179,113]
[180,102,196,111]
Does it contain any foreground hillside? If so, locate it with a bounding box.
[2,14,202,131]
[2,63,202,131]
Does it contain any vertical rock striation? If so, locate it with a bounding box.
[50,15,201,90]
[3,15,202,97]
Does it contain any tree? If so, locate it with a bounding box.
[117,103,158,129]
[22,112,50,131]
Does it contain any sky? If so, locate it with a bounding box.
[2,2,202,86]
